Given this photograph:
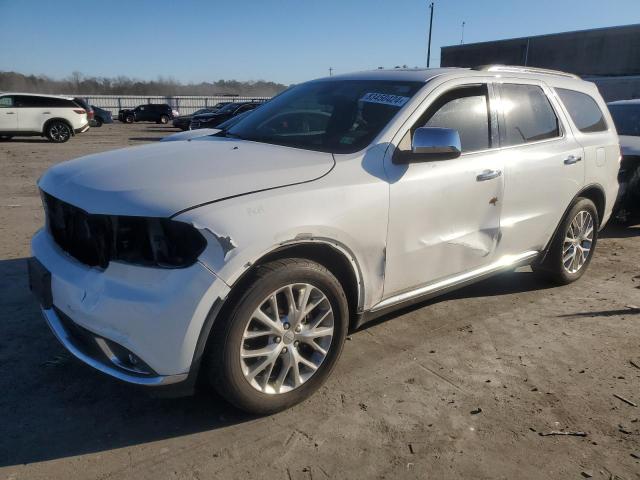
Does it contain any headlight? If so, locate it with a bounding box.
[43,192,206,269]
[113,217,207,268]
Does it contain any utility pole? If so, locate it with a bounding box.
[427,2,434,67]
[329,67,333,76]
[461,21,465,44]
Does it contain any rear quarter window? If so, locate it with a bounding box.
[556,88,608,133]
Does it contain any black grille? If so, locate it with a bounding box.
[43,192,112,268]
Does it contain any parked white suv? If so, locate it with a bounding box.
[29,66,620,413]
[0,93,89,142]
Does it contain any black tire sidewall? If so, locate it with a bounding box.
[94,118,103,127]
[125,115,134,123]
[210,260,349,414]
[543,198,599,284]
[160,115,169,124]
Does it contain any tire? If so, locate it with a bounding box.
[94,117,103,128]
[205,258,349,414]
[125,115,134,124]
[159,115,169,124]
[533,197,599,285]
[46,121,72,143]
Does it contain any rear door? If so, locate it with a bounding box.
[0,95,18,131]
[14,95,47,131]
[495,81,584,255]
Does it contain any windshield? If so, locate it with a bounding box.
[609,104,640,136]
[216,103,242,114]
[217,110,253,130]
[224,79,423,153]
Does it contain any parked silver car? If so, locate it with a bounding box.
[30,66,619,413]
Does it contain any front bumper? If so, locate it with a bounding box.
[42,307,187,386]
[31,228,230,383]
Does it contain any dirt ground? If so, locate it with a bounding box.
[0,123,639,480]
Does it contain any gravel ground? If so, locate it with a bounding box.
[0,123,639,480]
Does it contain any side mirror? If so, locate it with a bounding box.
[412,127,461,158]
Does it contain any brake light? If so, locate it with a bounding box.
[73,109,86,114]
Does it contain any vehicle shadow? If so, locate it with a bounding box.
[128,137,163,142]
[600,221,640,238]
[0,257,253,467]
[0,138,51,144]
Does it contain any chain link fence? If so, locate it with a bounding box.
[75,95,271,116]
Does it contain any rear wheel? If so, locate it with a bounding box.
[159,114,169,124]
[205,258,348,414]
[0,135,12,141]
[533,197,598,284]
[46,121,72,143]
[94,117,103,127]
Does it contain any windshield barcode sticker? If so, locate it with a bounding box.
[360,92,410,107]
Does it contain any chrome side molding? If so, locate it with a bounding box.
[371,250,539,312]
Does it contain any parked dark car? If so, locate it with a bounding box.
[190,101,264,130]
[90,105,113,127]
[118,103,179,124]
[73,98,94,124]
[172,107,224,131]
[608,100,640,221]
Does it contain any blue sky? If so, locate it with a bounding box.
[1,0,638,85]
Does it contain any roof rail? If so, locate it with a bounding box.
[474,65,580,80]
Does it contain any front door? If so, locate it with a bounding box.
[0,96,18,131]
[383,82,504,298]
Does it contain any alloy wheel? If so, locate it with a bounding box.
[240,283,334,394]
[562,210,594,274]
[50,123,70,142]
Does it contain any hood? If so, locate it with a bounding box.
[39,137,335,217]
[619,135,640,156]
[160,128,221,142]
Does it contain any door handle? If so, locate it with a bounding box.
[476,169,502,181]
[42,111,51,115]
[564,155,582,165]
[5,112,15,115]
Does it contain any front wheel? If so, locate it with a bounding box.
[125,115,134,124]
[533,197,598,284]
[205,258,349,414]
[46,121,72,143]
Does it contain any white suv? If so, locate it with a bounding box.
[29,66,620,413]
[0,93,89,142]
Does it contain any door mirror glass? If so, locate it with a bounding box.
[410,127,461,160]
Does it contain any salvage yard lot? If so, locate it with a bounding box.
[0,123,639,479]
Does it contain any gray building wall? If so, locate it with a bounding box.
[441,24,640,76]
[440,24,640,101]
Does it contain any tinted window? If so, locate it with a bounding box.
[14,96,74,108]
[556,88,607,133]
[500,84,560,146]
[608,104,640,136]
[419,85,490,152]
[226,80,423,154]
[15,96,45,107]
[0,96,13,107]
